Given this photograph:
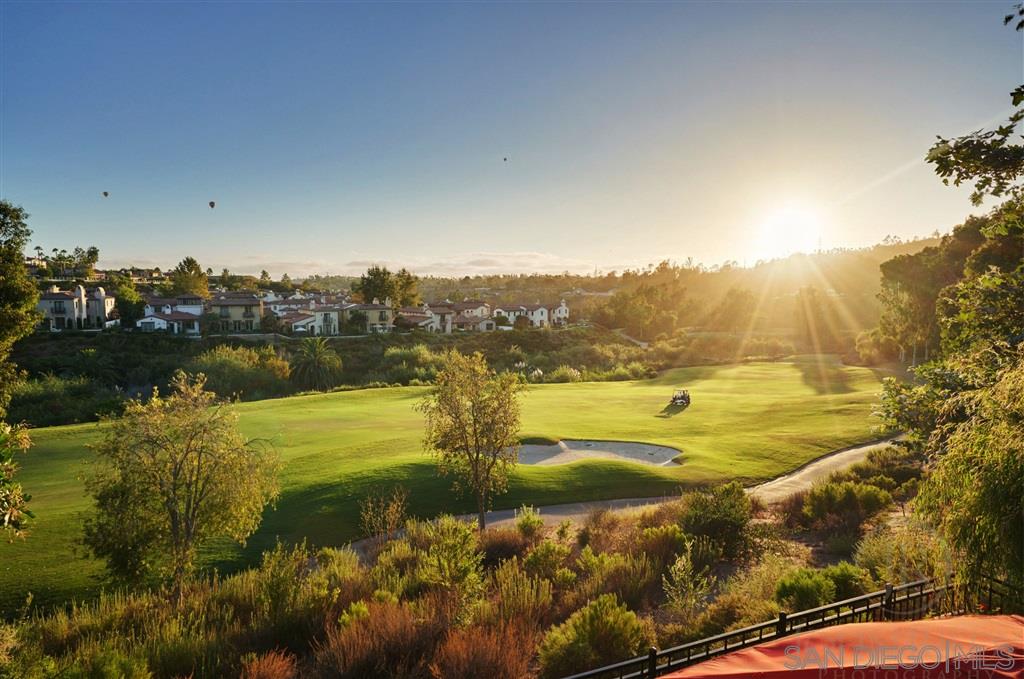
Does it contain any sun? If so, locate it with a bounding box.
[751,204,824,261]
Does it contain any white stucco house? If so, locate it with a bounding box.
[137,295,204,335]
[38,285,117,331]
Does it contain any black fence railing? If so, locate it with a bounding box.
[561,575,1022,679]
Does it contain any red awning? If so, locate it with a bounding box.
[664,615,1024,679]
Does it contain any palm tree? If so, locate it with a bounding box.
[289,337,343,391]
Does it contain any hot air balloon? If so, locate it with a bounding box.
[102,191,109,197]
[503,157,508,162]
[209,201,216,209]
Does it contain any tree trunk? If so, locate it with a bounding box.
[477,491,486,531]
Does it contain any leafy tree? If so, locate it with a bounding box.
[259,270,271,286]
[1,423,32,539]
[703,287,756,331]
[220,268,232,289]
[104,272,145,326]
[417,351,525,529]
[915,355,1024,587]
[352,265,397,305]
[83,372,279,594]
[793,286,840,352]
[0,201,40,420]
[165,257,209,298]
[394,267,420,306]
[280,272,293,290]
[289,337,343,391]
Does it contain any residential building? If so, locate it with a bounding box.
[209,292,263,332]
[349,301,394,333]
[448,300,491,318]
[453,313,496,332]
[548,299,570,326]
[37,285,117,330]
[279,311,316,333]
[136,312,201,335]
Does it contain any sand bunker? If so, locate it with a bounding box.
[518,439,680,467]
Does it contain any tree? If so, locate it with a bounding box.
[259,270,271,287]
[0,201,40,420]
[417,351,525,530]
[793,286,840,352]
[915,355,1024,587]
[703,287,756,331]
[105,272,145,326]
[289,337,343,391]
[280,273,293,290]
[394,267,420,306]
[220,268,232,289]
[1,423,32,539]
[165,257,209,298]
[83,372,279,594]
[352,265,396,305]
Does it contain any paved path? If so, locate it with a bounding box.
[460,438,896,529]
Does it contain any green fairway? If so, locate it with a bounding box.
[1,355,887,614]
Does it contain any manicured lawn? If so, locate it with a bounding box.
[1,355,888,614]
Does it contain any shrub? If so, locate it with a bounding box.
[853,523,953,585]
[679,482,752,558]
[636,524,687,569]
[776,490,809,528]
[571,548,657,610]
[479,528,530,568]
[546,365,582,383]
[415,517,484,619]
[691,554,790,637]
[577,507,630,554]
[514,505,545,542]
[359,486,409,544]
[803,481,892,533]
[8,373,124,426]
[313,600,444,679]
[662,542,715,619]
[241,649,298,679]
[775,568,836,611]
[187,344,290,400]
[486,558,554,629]
[819,562,872,600]
[537,595,653,679]
[429,625,534,679]
[524,540,571,581]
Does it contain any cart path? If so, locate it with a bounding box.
[457,438,897,529]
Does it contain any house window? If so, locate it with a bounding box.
[245,320,253,331]
[233,320,242,331]
[52,301,65,314]
[378,311,387,321]
[219,307,231,318]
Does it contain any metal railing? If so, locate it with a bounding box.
[561,575,1021,679]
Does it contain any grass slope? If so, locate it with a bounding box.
[1,355,887,614]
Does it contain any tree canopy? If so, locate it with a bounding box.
[418,351,525,530]
[165,257,210,298]
[352,265,420,307]
[83,372,279,591]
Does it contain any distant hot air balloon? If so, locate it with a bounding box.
[209,201,216,209]
[102,191,109,198]
[503,157,508,162]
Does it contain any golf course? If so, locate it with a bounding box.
[1,355,889,614]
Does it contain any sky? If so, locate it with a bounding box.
[1,1,1022,277]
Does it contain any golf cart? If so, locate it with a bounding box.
[670,389,691,408]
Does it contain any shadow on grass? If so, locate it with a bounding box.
[645,363,728,386]
[792,354,853,394]
[656,402,690,418]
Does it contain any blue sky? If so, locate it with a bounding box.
[2,1,1021,276]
